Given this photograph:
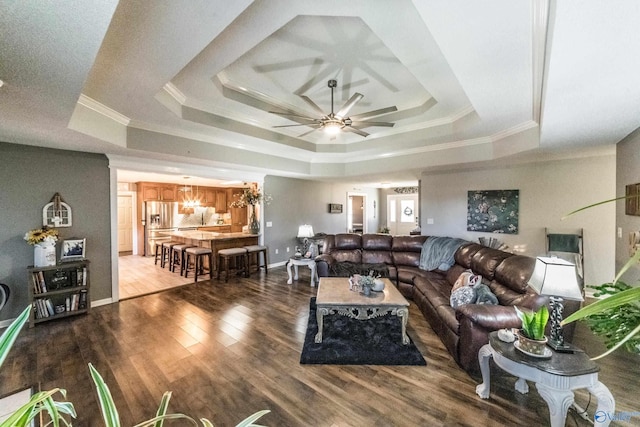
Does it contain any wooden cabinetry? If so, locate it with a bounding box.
[229,188,248,232]
[215,190,228,213]
[140,183,176,201]
[27,260,90,327]
[202,187,217,205]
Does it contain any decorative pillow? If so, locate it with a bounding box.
[450,286,476,309]
[474,284,499,305]
[452,270,483,292]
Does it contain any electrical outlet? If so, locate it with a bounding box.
[275,249,279,254]
[266,221,272,227]
[427,218,434,225]
[286,247,290,252]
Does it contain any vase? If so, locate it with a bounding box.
[249,204,260,234]
[34,242,56,267]
[516,330,548,355]
[371,278,385,292]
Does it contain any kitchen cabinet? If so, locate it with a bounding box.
[229,188,248,232]
[202,187,217,205]
[215,190,228,213]
[140,183,176,201]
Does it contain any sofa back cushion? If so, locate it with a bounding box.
[470,247,513,281]
[493,255,536,293]
[335,233,362,250]
[392,235,428,267]
[454,243,484,269]
[361,234,393,264]
[362,234,393,250]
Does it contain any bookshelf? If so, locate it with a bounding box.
[27,260,90,327]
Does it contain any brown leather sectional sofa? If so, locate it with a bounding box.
[316,233,579,374]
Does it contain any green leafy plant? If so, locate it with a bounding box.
[1,306,269,426]
[560,193,640,359]
[515,305,549,340]
[562,249,640,359]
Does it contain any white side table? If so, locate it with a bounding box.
[476,332,615,427]
[286,257,318,287]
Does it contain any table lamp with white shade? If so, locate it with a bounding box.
[528,256,584,352]
[297,224,315,257]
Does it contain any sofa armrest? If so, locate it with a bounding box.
[315,254,336,277]
[456,304,523,374]
[455,304,521,330]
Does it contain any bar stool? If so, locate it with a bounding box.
[153,242,163,265]
[161,241,178,268]
[243,245,268,275]
[170,243,194,275]
[217,248,248,282]
[184,247,213,282]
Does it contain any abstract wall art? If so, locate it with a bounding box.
[467,189,519,234]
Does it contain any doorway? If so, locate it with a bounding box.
[387,194,419,235]
[347,193,367,233]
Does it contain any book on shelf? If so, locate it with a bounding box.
[78,290,88,310]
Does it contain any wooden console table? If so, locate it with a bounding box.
[476,332,615,427]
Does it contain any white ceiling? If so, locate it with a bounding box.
[1,1,637,187]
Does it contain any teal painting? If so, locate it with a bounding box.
[467,190,519,234]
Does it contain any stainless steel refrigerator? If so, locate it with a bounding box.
[143,201,179,256]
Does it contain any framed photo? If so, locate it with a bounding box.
[329,203,343,214]
[61,238,86,261]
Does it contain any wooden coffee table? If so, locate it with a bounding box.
[314,277,410,345]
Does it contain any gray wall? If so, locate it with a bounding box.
[617,127,640,283]
[420,155,616,286]
[0,142,112,321]
[263,176,380,264]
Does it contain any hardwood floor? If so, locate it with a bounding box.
[1,267,638,426]
[118,254,193,299]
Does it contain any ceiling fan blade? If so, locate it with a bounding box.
[269,111,317,121]
[298,127,321,138]
[350,121,395,128]
[336,93,364,118]
[273,122,319,128]
[299,95,326,117]
[349,105,398,121]
[343,126,369,137]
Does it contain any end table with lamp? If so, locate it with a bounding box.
[476,256,614,426]
[528,256,584,352]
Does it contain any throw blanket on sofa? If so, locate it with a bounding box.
[419,237,468,271]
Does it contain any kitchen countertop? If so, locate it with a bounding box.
[161,230,258,241]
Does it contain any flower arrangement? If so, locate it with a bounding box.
[24,227,59,246]
[229,184,272,208]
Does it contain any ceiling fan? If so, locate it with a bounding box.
[270,79,397,138]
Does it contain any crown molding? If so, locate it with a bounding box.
[77,94,130,126]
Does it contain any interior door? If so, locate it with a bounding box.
[117,195,133,253]
[387,194,418,235]
[347,193,366,233]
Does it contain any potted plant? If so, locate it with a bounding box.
[515,305,550,355]
[560,194,640,360]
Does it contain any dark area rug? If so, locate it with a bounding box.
[300,297,427,365]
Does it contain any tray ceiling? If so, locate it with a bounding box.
[1,1,636,185]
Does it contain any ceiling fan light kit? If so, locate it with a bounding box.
[270,79,397,138]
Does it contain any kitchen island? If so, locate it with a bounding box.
[161,230,259,272]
